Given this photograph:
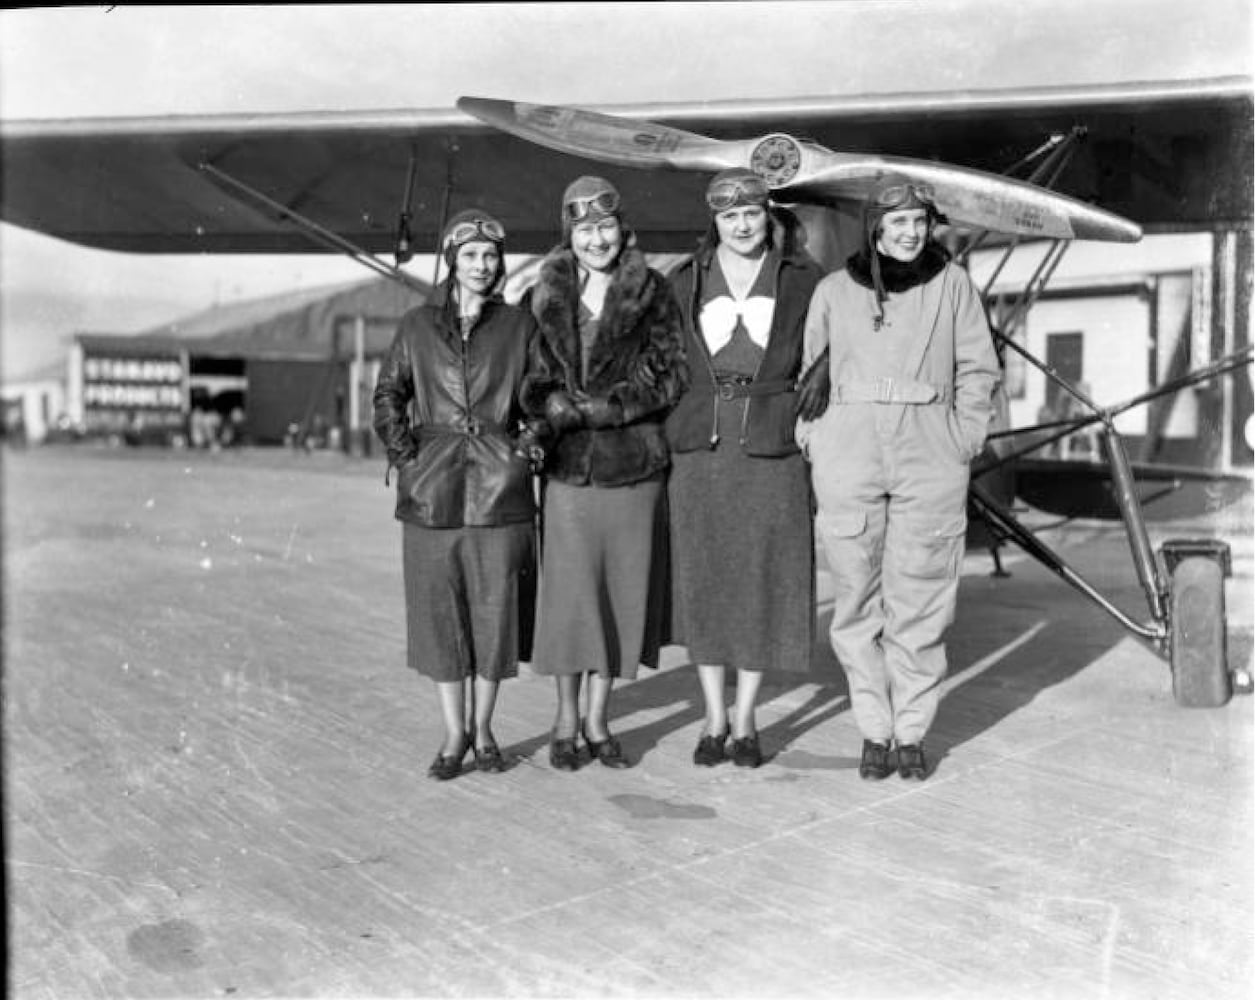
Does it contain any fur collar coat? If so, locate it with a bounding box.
[521,243,689,487]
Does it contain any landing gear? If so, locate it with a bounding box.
[1162,540,1232,708]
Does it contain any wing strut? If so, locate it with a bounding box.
[983,345,1256,467]
[429,138,460,288]
[969,482,1163,641]
[394,149,420,264]
[197,162,430,294]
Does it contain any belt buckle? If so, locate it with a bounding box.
[875,376,894,403]
[467,417,482,435]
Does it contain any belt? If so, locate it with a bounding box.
[832,377,953,405]
[416,419,507,438]
[712,373,795,401]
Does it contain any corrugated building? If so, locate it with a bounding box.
[68,274,431,447]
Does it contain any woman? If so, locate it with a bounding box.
[666,168,828,769]
[522,175,688,771]
[372,208,538,781]
[797,174,1001,781]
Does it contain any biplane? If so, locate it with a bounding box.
[0,76,1251,707]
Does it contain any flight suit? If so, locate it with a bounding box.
[797,260,1000,744]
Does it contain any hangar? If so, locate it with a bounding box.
[63,274,430,451]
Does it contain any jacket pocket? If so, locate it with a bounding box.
[396,436,461,526]
[394,456,428,521]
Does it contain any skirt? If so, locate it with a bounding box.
[401,521,535,682]
[668,439,814,674]
[530,476,666,680]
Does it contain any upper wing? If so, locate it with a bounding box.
[1,77,1249,256]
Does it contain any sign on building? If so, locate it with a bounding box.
[81,351,187,434]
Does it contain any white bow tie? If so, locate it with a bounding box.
[699,295,775,353]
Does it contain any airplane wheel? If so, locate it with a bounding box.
[1169,555,1230,708]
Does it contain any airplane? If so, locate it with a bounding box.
[1,76,1252,708]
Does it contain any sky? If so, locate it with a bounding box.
[1,0,1251,376]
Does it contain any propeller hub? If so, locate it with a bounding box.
[749,134,803,187]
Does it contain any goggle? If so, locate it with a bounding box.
[562,190,620,223]
[705,174,770,212]
[872,181,937,208]
[443,217,506,250]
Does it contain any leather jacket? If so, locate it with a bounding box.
[372,296,537,528]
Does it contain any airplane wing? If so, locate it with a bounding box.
[0,77,1249,256]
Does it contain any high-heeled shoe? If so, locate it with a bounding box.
[730,733,763,769]
[549,733,581,771]
[582,724,629,769]
[475,742,506,773]
[427,735,471,781]
[692,727,729,767]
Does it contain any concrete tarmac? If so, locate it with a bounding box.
[4,445,1252,1000]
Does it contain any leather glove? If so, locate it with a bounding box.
[795,348,831,421]
[543,391,584,433]
[512,419,548,472]
[573,393,624,428]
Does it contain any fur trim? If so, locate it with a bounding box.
[846,242,950,294]
[530,243,654,389]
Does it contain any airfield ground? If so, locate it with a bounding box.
[4,444,1252,1000]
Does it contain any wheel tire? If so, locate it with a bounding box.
[1170,555,1230,708]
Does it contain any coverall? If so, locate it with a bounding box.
[797,259,1000,744]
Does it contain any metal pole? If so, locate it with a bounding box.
[349,315,365,440]
[1100,423,1169,626]
[198,162,430,294]
[975,346,1255,473]
[968,483,1163,641]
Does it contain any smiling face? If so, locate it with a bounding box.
[875,208,929,263]
[714,205,769,258]
[570,216,623,272]
[453,241,501,297]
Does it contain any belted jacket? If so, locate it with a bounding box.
[666,221,824,456]
[796,246,1001,464]
[372,295,537,528]
[520,244,689,487]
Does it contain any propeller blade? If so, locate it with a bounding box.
[457,96,750,172]
[779,151,1142,243]
[460,97,1142,243]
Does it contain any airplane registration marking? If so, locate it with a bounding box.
[1010,205,1047,231]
